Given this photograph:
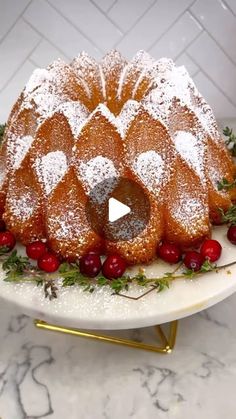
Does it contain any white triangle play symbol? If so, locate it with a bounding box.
[108,197,131,223]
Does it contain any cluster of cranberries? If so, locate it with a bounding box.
[0,219,127,278]
[1,219,236,278]
[158,239,222,271]
[80,253,127,279]
[158,225,236,271]
[0,220,60,273]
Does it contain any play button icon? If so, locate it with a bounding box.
[108,197,131,222]
[86,177,150,242]
[85,176,151,242]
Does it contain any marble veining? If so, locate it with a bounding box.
[1,293,236,418]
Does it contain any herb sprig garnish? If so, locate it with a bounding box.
[59,263,171,294]
[0,124,6,145]
[1,250,58,300]
[223,126,236,156]
[217,177,236,191]
[1,251,235,300]
[218,205,236,225]
[50,259,236,296]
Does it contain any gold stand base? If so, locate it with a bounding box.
[34,319,178,354]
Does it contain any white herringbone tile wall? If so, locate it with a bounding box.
[0,0,236,123]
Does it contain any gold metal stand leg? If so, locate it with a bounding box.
[34,319,178,354]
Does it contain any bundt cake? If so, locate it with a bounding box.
[0,50,235,264]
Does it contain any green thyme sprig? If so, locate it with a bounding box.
[223,126,236,156]
[217,177,236,191]
[1,250,235,299]
[59,262,171,294]
[218,205,236,225]
[58,260,222,295]
[2,250,58,300]
[2,250,32,280]
[0,124,6,145]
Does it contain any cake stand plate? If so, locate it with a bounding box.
[0,226,235,330]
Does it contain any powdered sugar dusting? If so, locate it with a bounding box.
[194,102,218,139]
[94,103,117,126]
[22,59,77,124]
[171,193,207,234]
[48,210,88,240]
[208,165,225,192]
[8,192,36,221]
[0,160,6,188]
[22,67,62,123]
[133,151,164,193]
[117,65,128,100]
[24,69,51,95]
[79,156,119,202]
[57,101,89,138]
[79,156,118,191]
[117,50,154,100]
[116,100,140,138]
[143,65,192,121]
[143,62,220,142]
[4,50,232,259]
[132,50,155,68]
[8,135,34,170]
[102,50,125,71]
[99,64,106,100]
[72,51,94,76]
[174,131,205,180]
[34,151,67,196]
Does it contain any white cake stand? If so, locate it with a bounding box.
[0,225,235,353]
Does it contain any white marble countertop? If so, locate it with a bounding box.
[0,294,236,419]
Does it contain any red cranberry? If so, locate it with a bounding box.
[79,253,102,278]
[184,251,204,272]
[102,254,127,279]
[200,239,222,262]
[26,241,47,260]
[0,219,6,232]
[158,243,182,264]
[227,225,236,245]
[38,252,60,273]
[0,231,16,251]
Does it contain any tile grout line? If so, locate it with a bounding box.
[174,29,203,62]
[186,51,236,108]
[188,9,236,67]
[22,17,71,61]
[46,0,105,55]
[0,0,33,47]
[28,57,40,67]
[0,36,42,94]
[113,0,157,48]
[147,3,201,53]
[191,69,200,78]
[151,18,203,61]
[89,0,125,34]
[222,0,236,18]
[106,0,118,14]
[138,0,199,51]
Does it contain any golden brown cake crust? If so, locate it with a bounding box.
[1,50,236,263]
